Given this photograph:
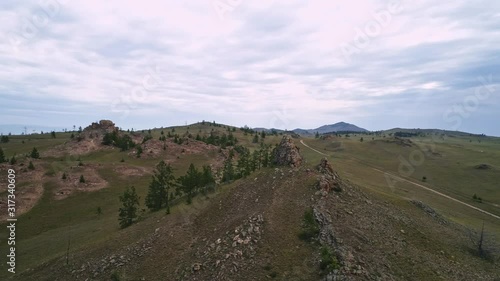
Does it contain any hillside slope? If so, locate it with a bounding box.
[17,159,499,281]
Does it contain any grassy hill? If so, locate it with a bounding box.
[0,121,498,280]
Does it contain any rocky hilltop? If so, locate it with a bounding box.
[81,120,117,139]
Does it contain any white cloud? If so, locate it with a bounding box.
[1,0,499,135]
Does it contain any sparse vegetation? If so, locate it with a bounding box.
[1,121,499,280]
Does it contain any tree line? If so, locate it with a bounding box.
[118,160,215,228]
[118,143,276,228]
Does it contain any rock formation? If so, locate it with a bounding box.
[317,158,342,193]
[272,135,303,167]
[79,120,117,140]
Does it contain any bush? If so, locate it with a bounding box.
[62,172,67,180]
[79,175,85,183]
[110,271,121,281]
[298,208,320,242]
[28,161,35,170]
[319,246,340,272]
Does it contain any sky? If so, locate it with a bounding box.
[1,0,499,135]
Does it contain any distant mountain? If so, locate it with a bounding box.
[254,122,368,135]
[306,122,368,134]
[292,122,368,135]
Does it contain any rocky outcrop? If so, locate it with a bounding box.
[81,120,117,139]
[317,158,342,193]
[272,135,303,167]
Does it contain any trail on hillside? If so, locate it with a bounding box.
[299,140,329,156]
[300,140,500,221]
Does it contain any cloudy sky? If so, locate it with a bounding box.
[1,0,499,135]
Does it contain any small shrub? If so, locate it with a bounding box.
[110,271,121,281]
[78,161,83,166]
[79,175,85,183]
[298,208,320,242]
[28,161,35,170]
[319,246,340,272]
[62,172,67,180]
[120,158,125,162]
[44,169,56,177]
[422,176,427,182]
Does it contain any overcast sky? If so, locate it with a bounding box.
[1,0,499,135]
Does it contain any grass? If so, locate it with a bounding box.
[298,133,500,238]
[1,124,499,279]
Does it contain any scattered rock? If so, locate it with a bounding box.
[192,263,202,272]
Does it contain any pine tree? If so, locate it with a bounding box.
[222,155,235,182]
[10,155,16,165]
[118,186,140,228]
[252,134,259,143]
[79,175,85,183]
[97,206,102,218]
[30,147,40,159]
[62,172,67,180]
[252,150,261,171]
[28,161,35,170]
[0,147,6,163]
[201,165,216,194]
[145,160,176,213]
[177,163,200,204]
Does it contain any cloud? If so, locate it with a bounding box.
[0,0,498,135]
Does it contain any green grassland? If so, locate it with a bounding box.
[0,124,499,279]
[299,132,500,237]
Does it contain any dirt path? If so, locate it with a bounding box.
[300,140,500,221]
[299,140,329,156]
